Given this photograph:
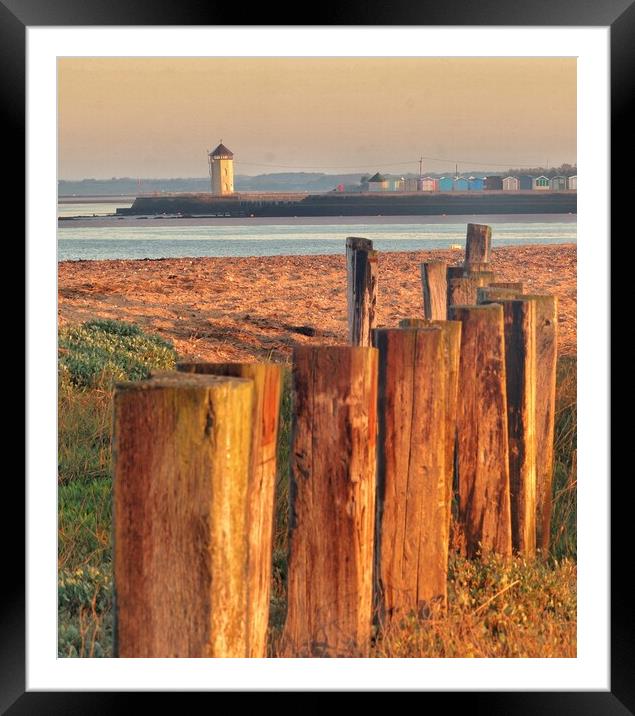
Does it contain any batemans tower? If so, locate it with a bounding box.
[208,141,234,195]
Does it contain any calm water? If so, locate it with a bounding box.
[57,201,133,217]
[57,214,576,261]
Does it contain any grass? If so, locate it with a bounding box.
[370,554,576,658]
[59,318,176,389]
[550,355,577,560]
[58,319,577,658]
[58,319,177,657]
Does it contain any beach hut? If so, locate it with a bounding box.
[438,176,453,192]
[568,175,577,191]
[502,176,520,191]
[533,175,550,191]
[518,175,533,190]
[421,177,438,192]
[485,175,503,191]
[453,177,469,192]
[367,172,389,192]
[550,176,568,191]
[468,176,485,191]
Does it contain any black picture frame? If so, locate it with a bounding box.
[8,0,623,708]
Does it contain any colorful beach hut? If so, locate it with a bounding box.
[533,175,550,191]
[367,172,388,192]
[550,176,568,191]
[421,177,438,192]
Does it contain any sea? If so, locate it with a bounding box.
[57,201,576,262]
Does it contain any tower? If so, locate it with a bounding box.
[208,141,234,196]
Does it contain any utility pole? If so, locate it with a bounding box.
[419,156,423,177]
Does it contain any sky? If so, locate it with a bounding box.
[58,57,576,179]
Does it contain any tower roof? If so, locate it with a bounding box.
[367,172,386,183]
[209,142,234,157]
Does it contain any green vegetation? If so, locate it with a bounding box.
[58,319,177,657]
[59,319,176,389]
[58,319,576,658]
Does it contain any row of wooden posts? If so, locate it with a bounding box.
[112,223,558,658]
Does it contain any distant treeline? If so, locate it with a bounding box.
[59,164,576,196]
[502,164,576,179]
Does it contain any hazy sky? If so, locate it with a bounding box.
[58,57,576,179]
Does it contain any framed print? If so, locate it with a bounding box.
[8,0,625,708]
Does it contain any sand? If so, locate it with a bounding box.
[58,244,576,362]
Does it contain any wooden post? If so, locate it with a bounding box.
[375,327,449,620]
[449,304,513,558]
[500,299,537,557]
[448,272,493,311]
[113,373,254,657]
[398,319,462,542]
[523,295,558,553]
[448,278,475,309]
[464,223,492,270]
[447,265,465,280]
[346,237,378,347]
[477,286,522,304]
[480,295,553,555]
[465,270,496,284]
[466,262,490,273]
[420,261,447,320]
[491,281,525,291]
[283,345,378,656]
[176,361,283,657]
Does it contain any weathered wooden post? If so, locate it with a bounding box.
[176,361,283,657]
[491,281,525,291]
[500,299,537,557]
[465,269,496,283]
[375,324,460,620]
[113,373,254,657]
[420,261,447,320]
[478,293,557,553]
[398,318,462,544]
[447,265,466,280]
[449,304,513,558]
[283,345,378,656]
[464,223,492,272]
[477,286,522,304]
[448,273,494,312]
[346,237,378,346]
[523,295,558,552]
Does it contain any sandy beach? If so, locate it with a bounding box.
[58,243,576,362]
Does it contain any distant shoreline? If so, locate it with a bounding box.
[59,212,577,230]
[114,191,577,220]
[58,195,137,204]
